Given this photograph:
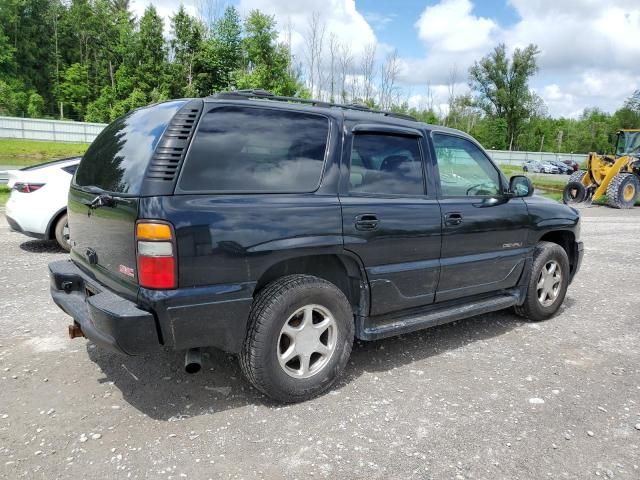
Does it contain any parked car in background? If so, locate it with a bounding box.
[548,160,573,175]
[562,159,580,172]
[5,157,81,251]
[522,160,560,174]
[48,92,583,402]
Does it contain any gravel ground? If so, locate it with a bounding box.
[0,206,639,480]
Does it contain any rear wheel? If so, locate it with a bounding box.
[515,241,570,321]
[606,173,639,209]
[54,213,71,252]
[240,275,354,402]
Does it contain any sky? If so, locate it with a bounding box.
[130,0,640,118]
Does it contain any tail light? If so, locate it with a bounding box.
[13,183,45,193]
[136,221,177,289]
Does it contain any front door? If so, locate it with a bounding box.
[340,126,442,317]
[432,132,529,303]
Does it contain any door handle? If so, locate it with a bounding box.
[355,214,379,231]
[444,212,463,226]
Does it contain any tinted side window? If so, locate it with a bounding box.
[75,100,186,194]
[178,107,329,193]
[433,134,501,197]
[349,134,424,196]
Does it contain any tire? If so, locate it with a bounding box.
[240,275,354,402]
[568,171,586,184]
[515,241,570,321]
[605,173,639,209]
[523,166,528,172]
[54,213,71,252]
[563,181,586,204]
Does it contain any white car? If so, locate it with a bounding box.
[5,157,80,251]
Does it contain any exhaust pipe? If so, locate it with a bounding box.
[68,323,85,339]
[184,348,202,374]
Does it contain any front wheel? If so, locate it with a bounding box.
[515,241,570,321]
[240,275,354,402]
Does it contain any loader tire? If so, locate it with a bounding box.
[605,173,639,209]
[567,170,586,184]
[563,181,586,204]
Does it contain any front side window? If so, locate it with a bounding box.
[349,133,424,196]
[433,134,501,197]
[178,106,329,192]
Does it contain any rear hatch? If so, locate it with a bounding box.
[68,99,201,299]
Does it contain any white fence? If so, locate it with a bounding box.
[489,149,588,165]
[0,116,107,143]
[0,115,589,166]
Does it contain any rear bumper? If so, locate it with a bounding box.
[49,260,160,355]
[6,214,46,240]
[49,259,255,355]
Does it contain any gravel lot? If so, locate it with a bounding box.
[1,206,639,479]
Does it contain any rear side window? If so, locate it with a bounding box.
[74,100,186,194]
[349,133,425,196]
[178,106,329,193]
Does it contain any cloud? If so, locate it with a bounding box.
[363,11,397,31]
[405,0,640,116]
[237,0,377,58]
[415,0,497,52]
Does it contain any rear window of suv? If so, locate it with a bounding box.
[177,106,329,193]
[74,100,186,194]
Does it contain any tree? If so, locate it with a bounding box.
[170,5,204,96]
[27,92,44,117]
[360,43,376,103]
[469,43,540,149]
[134,6,168,93]
[0,24,15,79]
[58,63,90,119]
[194,5,242,95]
[235,11,300,96]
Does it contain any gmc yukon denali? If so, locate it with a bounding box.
[49,90,583,402]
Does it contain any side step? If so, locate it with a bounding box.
[356,291,521,341]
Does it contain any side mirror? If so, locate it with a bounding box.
[509,175,534,197]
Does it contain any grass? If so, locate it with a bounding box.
[0,185,10,206]
[0,138,88,166]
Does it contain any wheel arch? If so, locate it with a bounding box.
[253,253,368,316]
[537,230,577,277]
[45,207,67,240]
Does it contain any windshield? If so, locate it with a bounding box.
[616,131,640,156]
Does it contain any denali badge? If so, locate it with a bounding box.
[119,265,135,277]
[502,242,523,249]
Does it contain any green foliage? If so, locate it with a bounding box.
[194,6,242,95]
[27,92,44,118]
[58,63,90,119]
[235,11,301,96]
[469,43,540,148]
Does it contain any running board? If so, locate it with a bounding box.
[356,291,521,341]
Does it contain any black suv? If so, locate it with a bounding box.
[49,90,583,402]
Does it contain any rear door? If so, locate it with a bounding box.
[68,100,188,300]
[431,132,529,303]
[340,124,442,317]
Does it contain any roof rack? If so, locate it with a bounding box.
[210,90,417,122]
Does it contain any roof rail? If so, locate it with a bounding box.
[210,90,417,121]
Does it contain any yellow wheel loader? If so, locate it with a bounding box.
[563,129,640,208]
